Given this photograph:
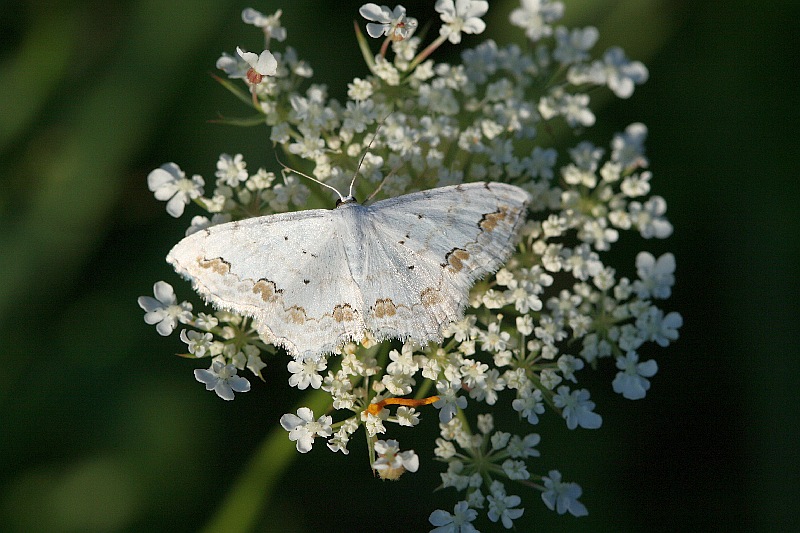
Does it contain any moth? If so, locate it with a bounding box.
[167,181,529,360]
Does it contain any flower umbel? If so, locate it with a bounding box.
[141,3,681,529]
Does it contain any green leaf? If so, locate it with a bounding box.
[211,73,258,109]
[200,388,333,533]
[208,114,267,127]
[354,20,376,72]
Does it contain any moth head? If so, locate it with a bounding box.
[335,195,359,207]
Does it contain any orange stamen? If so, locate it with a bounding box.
[366,395,440,416]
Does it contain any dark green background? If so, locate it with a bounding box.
[1,0,797,531]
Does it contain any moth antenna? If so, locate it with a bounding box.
[365,159,406,204]
[348,131,378,199]
[274,152,346,203]
[348,113,392,199]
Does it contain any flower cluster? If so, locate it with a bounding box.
[139,1,681,530]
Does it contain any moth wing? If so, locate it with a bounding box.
[360,182,529,343]
[167,209,365,360]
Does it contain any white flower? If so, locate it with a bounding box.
[246,351,267,379]
[562,243,603,281]
[440,464,469,491]
[562,93,595,127]
[236,47,277,83]
[434,380,468,423]
[439,419,467,445]
[557,354,584,382]
[487,481,525,528]
[138,281,192,336]
[395,406,420,427]
[553,386,602,429]
[633,251,676,299]
[194,312,218,331]
[523,146,558,180]
[539,89,595,127]
[553,26,598,65]
[636,307,682,347]
[479,322,511,352]
[612,122,649,169]
[505,281,544,314]
[534,315,567,347]
[246,168,277,191]
[612,351,658,400]
[386,343,419,375]
[271,173,310,209]
[322,370,353,402]
[280,407,333,453]
[359,3,418,41]
[512,386,545,425]
[327,426,353,455]
[180,329,214,357]
[480,288,506,309]
[287,134,326,162]
[185,213,231,236]
[621,170,652,197]
[147,163,204,218]
[541,470,588,516]
[288,88,336,128]
[539,368,562,390]
[602,47,649,98]
[460,359,488,390]
[429,501,479,533]
[241,8,287,42]
[489,432,509,453]
[287,358,326,390]
[469,368,505,405]
[194,361,251,401]
[280,47,313,78]
[617,323,646,352]
[373,439,419,479]
[516,314,534,336]
[476,413,494,435]
[393,34,422,62]
[382,371,415,396]
[507,433,540,458]
[630,196,674,239]
[372,55,401,85]
[363,410,388,437]
[504,367,529,390]
[215,153,248,187]
[502,459,530,480]
[434,438,457,459]
[216,52,249,79]
[491,350,511,368]
[435,0,489,44]
[347,77,374,101]
[509,0,565,42]
[581,218,619,251]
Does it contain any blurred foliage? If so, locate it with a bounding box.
[1,0,798,531]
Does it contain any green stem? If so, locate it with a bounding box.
[200,387,333,533]
[407,34,447,72]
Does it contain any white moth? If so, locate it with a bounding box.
[167,181,529,361]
